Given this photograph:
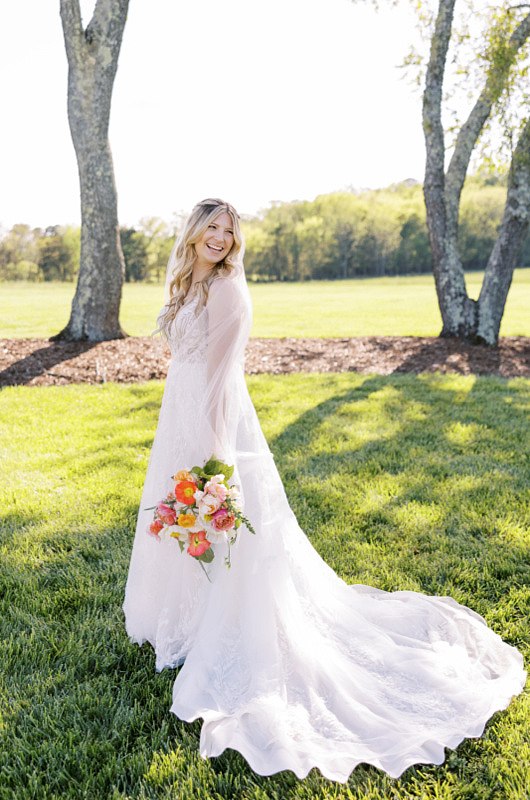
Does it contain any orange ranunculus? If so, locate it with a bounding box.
[148,519,164,537]
[175,480,197,505]
[173,469,192,482]
[177,512,196,528]
[187,530,211,557]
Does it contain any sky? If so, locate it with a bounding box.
[0,0,425,229]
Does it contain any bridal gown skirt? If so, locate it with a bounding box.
[123,358,526,782]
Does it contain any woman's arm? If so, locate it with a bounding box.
[203,277,251,462]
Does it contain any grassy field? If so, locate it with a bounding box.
[1,269,529,339]
[1,372,529,799]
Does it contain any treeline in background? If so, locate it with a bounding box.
[2,177,528,283]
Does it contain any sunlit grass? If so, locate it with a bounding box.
[0,373,529,799]
[1,268,528,339]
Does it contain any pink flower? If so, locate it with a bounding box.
[204,476,228,502]
[211,508,236,532]
[157,503,177,525]
[187,530,212,557]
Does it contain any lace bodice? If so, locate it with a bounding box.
[163,295,207,362]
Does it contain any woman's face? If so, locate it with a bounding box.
[194,211,235,267]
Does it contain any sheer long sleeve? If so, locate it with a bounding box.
[200,274,252,464]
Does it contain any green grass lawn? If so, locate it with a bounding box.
[1,269,529,339]
[0,372,529,799]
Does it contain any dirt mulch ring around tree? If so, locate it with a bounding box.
[1,336,529,387]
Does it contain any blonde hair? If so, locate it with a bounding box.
[159,198,242,331]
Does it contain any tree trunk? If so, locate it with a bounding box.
[55,0,129,341]
[423,1,530,345]
[477,117,530,343]
[437,249,479,339]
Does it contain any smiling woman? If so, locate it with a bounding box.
[122,197,526,784]
[193,216,235,278]
[156,198,243,335]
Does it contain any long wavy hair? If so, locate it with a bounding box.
[159,198,243,332]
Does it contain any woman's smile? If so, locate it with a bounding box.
[195,211,235,266]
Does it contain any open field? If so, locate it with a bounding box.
[0,372,528,799]
[1,269,529,339]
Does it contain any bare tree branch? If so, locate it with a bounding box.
[422,0,457,264]
[59,0,83,65]
[87,0,129,54]
[445,11,530,240]
[477,114,530,338]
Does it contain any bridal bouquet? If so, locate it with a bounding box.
[146,456,255,577]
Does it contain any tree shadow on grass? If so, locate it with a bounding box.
[269,373,530,611]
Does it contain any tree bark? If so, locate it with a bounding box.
[55,0,129,341]
[422,1,530,345]
[478,116,530,342]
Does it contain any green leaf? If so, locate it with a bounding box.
[198,547,215,564]
[203,458,234,480]
[236,513,256,535]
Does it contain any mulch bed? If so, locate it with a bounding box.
[1,336,529,387]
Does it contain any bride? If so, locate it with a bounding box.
[122,198,526,782]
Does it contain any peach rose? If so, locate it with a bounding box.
[198,492,222,517]
[211,508,236,532]
[173,470,193,482]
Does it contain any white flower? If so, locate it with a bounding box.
[208,473,225,484]
[163,525,188,542]
[198,493,222,516]
[227,485,242,508]
[203,527,229,545]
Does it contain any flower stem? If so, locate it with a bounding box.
[198,560,212,582]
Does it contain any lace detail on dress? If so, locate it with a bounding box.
[210,623,252,713]
[164,296,207,362]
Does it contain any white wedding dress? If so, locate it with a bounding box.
[123,276,526,783]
